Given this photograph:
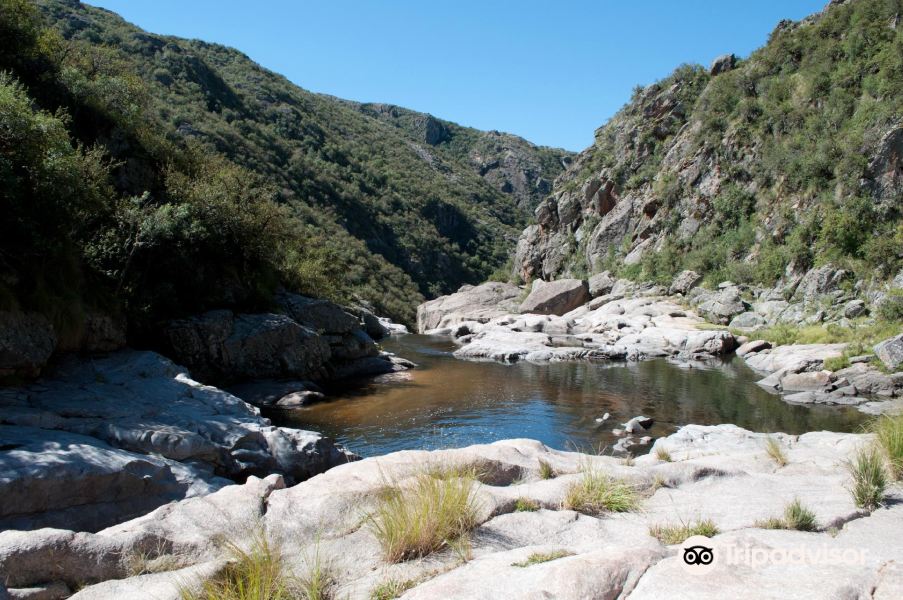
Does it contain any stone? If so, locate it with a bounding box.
[736,339,771,357]
[875,333,903,370]
[587,271,616,297]
[163,311,331,383]
[843,299,868,319]
[276,292,359,335]
[669,270,702,295]
[624,416,654,433]
[744,343,846,374]
[710,53,736,75]
[792,265,851,303]
[728,311,766,329]
[519,279,590,316]
[695,289,748,325]
[0,351,354,531]
[417,282,522,332]
[0,312,57,378]
[780,370,834,392]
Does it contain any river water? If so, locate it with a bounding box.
[275,334,867,457]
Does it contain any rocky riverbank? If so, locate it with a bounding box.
[2,424,901,599]
[416,274,903,416]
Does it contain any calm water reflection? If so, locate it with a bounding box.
[275,335,867,457]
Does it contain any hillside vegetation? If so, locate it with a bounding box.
[1,0,568,339]
[516,0,903,289]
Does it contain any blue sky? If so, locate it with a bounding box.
[86,1,826,151]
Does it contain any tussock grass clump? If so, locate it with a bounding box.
[649,519,719,544]
[297,542,335,600]
[765,437,788,467]
[180,536,294,600]
[538,459,555,480]
[370,579,415,600]
[367,472,480,563]
[512,550,574,567]
[871,414,903,480]
[756,498,818,531]
[514,497,540,512]
[847,446,887,511]
[563,464,640,514]
[654,447,672,462]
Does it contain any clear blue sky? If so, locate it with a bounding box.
[86,0,826,151]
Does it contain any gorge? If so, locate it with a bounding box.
[2,0,903,598]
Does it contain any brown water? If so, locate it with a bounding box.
[275,334,867,457]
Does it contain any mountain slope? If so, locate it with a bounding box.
[516,0,903,289]
[34,0,569,322]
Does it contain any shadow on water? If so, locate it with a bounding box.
[273,335,868,457]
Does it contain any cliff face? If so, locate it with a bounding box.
[516,0,903,289]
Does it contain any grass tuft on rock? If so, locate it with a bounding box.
[512,550,574,567]
[367,471,480,563]
[563,464,639,514]
[649,519,719,544]
[756,498,818,531]
[370,579,416,600]
[514,497,540,512]
[847,446,887,511]
[538,459,555,480]
[871,414,903,480]
[654,447,672,462]
[180,535,294,600]
[765,437,788,467]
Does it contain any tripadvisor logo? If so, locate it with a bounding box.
[679,535,717,575]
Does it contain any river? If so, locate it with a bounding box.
[274,334,867,457]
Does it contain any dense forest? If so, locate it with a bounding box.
[1,0,568,341]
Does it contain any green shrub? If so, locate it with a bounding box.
[538,459,555,480]
[563,464,639,514]
[877,289,903,323]
[514,498,540,512]
[871,414,903,480]
[847,446,887,511]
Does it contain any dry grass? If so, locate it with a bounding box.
[654,447,672,462]
[765,437,788,467]
[649,519,719,544]
[563,463,640,515]
[514,497,540,512]
[125,540,191,576]
[847,446,887,511]
[370,579,416,600]
[512,550,574,567]
[538,459,555,480]
[367,471,481,563]
[180,535,296,600]
[871,414,903,480]
[755,498,818,532]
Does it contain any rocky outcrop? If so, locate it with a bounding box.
[5,424,901,599]
[519,278,590,316]
[417,281,523,333]
[668,269,701,295]
[709,52,736,75]
[164,293,408,385]
[0,351,354,532]
[447,295,736,363]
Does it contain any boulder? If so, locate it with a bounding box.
[710,53,736,75]
[780,370,834,392]
[519,279,590,316]
[843,299,868,319]
[669,270,702,295]
[736,339,771,357]
[276,292,359,335]
[728,311,766,329]
[624,416,654,433]
[0,312,57,378]
[587,271,616,297]
[695,289,748,325]
[875,334,903,371]
[163,310,331,383]
[793,265,851,303]
[417,282,522,333]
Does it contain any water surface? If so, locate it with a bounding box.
[275,335,867,457]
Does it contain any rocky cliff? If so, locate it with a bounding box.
[515,0,903,292]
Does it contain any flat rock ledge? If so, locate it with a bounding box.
[0,350,355,533]
[2,424,901,599]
